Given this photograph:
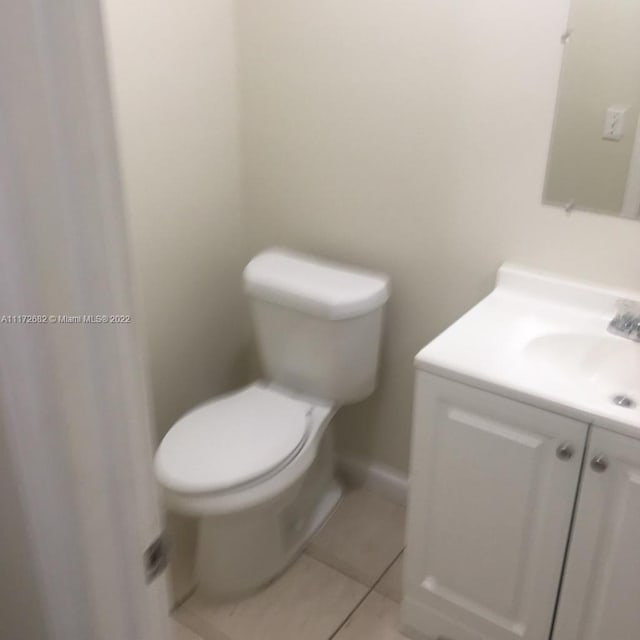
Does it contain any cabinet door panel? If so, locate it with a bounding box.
[403,374,587,640]
[553,427,640,640]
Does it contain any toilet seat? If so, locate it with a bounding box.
[154,383,314,495]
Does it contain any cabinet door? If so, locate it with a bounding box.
[403,373,587,640]
[552,426,640,640]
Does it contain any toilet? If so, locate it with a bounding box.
[154,248,389,599]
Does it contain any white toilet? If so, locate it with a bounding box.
[154,248,389,599]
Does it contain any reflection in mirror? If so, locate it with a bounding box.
[544,0,640,219]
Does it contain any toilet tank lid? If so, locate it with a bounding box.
[243,248,390,319]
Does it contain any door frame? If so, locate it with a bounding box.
[0,1,170,638]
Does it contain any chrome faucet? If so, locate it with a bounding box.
[608,300,640,342]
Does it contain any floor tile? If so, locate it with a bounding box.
[333,591,409,640]
[180,553,368,640]
[375,552,403,603]
[172,617,205,640]
[306,488,406,586]
[173,607,231,640]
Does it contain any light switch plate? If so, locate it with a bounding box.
[603,106,628,141]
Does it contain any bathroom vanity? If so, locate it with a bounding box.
[403,265,640,640]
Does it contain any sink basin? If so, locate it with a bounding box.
[416,263,640,435]
[525,333,640,398]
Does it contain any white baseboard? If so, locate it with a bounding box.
[336,454,409,506]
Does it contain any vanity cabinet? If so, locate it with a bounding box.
[404,373,640,640]
[403,373,587,640]
[552,427,640,640]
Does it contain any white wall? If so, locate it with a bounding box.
[236,0,640,472]
[102,0,640,523]
[102,0,249,600]
[546,0,640,213]
[103,0,249,441]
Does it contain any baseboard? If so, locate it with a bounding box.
[336,454,408,505]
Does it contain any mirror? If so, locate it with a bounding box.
[544,0,640,219]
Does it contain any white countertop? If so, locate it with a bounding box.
[415,264,640,439]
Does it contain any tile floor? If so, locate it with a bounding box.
[172,487,408,640]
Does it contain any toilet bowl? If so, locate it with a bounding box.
[155,382,339,598]
[154,248,389,599]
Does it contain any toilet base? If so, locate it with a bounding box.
[194,432,341,600]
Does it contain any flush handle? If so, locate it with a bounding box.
[556,442,575,461]
[590,455,609,473]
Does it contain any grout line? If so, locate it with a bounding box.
[327,547,405,640]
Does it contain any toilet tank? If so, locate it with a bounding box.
[243,249,390,405]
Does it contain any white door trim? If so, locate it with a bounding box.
[0,2,170,639]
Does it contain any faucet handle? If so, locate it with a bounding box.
[615,298,640,316]
[609,298,640,340]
